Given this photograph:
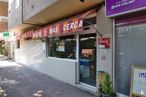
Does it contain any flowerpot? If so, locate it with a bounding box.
[102,93,116,97]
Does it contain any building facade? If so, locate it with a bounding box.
[0,0,13,58]
[8,0,114,95]
[106,0,146,97]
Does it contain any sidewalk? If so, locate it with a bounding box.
[0,60,95,97]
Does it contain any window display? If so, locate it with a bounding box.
[48,35,76,59]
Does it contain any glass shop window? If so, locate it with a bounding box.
[48,35,76,59]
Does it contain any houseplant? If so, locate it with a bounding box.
[0,87,7,97]
[101,73,115,97]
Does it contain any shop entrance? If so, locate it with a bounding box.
[116,23,146,96]
[79,33,96,87]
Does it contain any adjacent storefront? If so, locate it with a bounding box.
[106,0,146,97]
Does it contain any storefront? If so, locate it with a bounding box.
[14,4,113,94]
[47,14,98,91]
[106,0,146,97]
[16,9,99,90]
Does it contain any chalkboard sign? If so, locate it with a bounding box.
[130,65,146,97]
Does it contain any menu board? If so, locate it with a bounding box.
[130,65,146,97]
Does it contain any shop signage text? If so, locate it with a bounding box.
[98,38,110,48]
[3,32,9,37]
[63,19,83,33]
[17,18,83,39]
[106,0,146,17]
[49,24,61,35]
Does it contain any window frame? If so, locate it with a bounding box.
[47,35,77,60]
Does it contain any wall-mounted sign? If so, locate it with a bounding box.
[106,0,146,17]
[33,29,44,38]
[98,37,110,48]
[130,65,146,97]
[63,18,83,33]
[43,26,49,37]
[18,18,83,39]
[3,32,9,37]
[49,24,61,36]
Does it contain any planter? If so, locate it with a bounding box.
[102,93,116,97]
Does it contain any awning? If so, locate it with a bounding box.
[16,9,97,40]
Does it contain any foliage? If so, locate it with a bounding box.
[97,83,103,97]
[0,87,7,97]
[102,73,113,96]
[0,47,4,55]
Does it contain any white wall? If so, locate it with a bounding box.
[34,57,77,85]
[15,39,77,85]
[15,39,45,65]
[96,6,113,83]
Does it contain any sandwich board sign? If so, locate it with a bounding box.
[130,65,146,97]
[106,0,146,17]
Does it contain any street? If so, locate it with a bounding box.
[0,59,94,97]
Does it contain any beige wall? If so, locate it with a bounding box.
[8,0,104,32]
[0,1,8,16]
[96,5,113,82]
[8,0,57,31]
[0,1,8,32]
[23,0,57,21]
[8,0,22,30]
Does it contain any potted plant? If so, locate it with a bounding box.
[101,73,115,97]
[97,83,103,97]
[0,87,7,97]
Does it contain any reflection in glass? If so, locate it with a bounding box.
[79,33,96,87]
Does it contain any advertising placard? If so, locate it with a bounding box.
[130,65,146,97]
[106,0,146,17]
[98,37,110,48]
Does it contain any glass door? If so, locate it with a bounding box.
[116,23,146,96]
[79,33,96,87]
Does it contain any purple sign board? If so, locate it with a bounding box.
[106,0,146,17]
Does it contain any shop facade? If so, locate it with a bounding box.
[14,4,113,94]
[106,0,146,97]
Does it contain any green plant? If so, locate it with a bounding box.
[97,83,103,97]
[102,73,113,96]
[0,47,4,55]
[0,87,7,97]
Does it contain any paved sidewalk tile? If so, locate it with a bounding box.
[0,60,95,97]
